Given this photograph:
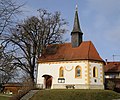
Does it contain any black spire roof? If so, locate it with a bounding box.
[72,5,82,33]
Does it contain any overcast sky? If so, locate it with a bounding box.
[19,0,120,61]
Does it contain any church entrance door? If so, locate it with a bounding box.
[42,75,52,89]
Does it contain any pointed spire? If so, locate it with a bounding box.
[71,5,83,48]
[72,5,82,33]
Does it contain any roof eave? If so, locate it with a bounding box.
[38,58,104,64]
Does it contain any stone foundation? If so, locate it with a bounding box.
[36,84,104,89]
[89,85,104,89]
[36,84,43,89]
[52,84,104,89]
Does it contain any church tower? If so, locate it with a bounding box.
[71,5,83,48]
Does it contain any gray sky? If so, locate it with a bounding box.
[19,0,120,61]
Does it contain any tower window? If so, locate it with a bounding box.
[59,67,64,77]
[93,67,98,77]
[75,66,82,78]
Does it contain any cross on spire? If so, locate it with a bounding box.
[76,4,78,11]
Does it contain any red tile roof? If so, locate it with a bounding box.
[3,83,22,87]
[105,62,120,72]
[38,41,104,63]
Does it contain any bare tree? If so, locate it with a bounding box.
[0,0,23,35]
[0,0,24,83]
[0,46,17,83]
[3,9,68,85]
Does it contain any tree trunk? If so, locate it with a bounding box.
[30,71,34,87]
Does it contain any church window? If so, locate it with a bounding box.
[94,79,97,82]
[59,67,64,77]
[75,66,82,78]
[93,67,98,77]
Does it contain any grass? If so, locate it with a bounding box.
[0,93,12,100]
[30,89,120,100]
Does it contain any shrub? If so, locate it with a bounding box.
[107,80,115,90]
[0,83,3,93]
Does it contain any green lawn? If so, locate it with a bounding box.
[0,94,12,100]
[30,89,120,100]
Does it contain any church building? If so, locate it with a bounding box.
[37,6,105,89]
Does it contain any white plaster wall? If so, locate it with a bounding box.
[37,61,87,88]
[89,62,104,85]
[37,60,104,89]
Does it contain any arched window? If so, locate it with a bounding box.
[59,67,64,77]
[93,67,98,77]
[75,66,82,78]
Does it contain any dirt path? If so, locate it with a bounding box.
[20,90,39,100]
[0,94,12,97]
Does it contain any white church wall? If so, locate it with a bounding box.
[37,60,104,89]
[37,60,88,89]
[89,61,104,85]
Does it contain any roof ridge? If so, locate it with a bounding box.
[47,41,92,46]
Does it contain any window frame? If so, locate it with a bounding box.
[93,67,98,78]
[75,66,82,78]
[59,67,64,78]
